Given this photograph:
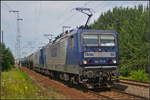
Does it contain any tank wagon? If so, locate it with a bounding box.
[21,54,33,69]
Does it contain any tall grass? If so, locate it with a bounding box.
[1,67,66,99]
[129,70,149,82]
[119,69,150,82]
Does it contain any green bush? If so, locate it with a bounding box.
[129,70,149,82]
[0,43,15,71]
[120,65,131,77]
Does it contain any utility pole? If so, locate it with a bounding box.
[0,30,3,70]
[0,30,1,44]
[0,31,1,70]
[0,30,3,44]
[2,30,3,44]
[9,10,23,67]
[0,30,4,48]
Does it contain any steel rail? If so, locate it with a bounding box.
[87,90,114,100]
[120,79,150,84]
[111,88,149,100]
[119,79,150,88]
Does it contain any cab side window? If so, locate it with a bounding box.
[68,35,74,48]
[51,47,57,57]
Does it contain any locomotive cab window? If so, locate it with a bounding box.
[82,34,115,46]
[100,35,115,46]
[83,35,99,46]
[51,47,57,57]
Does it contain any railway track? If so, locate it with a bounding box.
[86,88,148,100]
[111,88,148,99]
[112,78,150,99]
[55,80,149,99]
[119,79,150,88]
[119,79,150,84]
[22,67,149,99]
[87,90,113,100]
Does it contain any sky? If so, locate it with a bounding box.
[1,1,148,59]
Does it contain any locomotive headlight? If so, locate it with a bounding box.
[112,60,117,64]
[83,60,87,64]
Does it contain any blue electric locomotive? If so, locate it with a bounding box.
[75,29,119,88]
[21,8,119,88]
[26,28,119,88]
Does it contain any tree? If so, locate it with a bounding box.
[0,43,15,71]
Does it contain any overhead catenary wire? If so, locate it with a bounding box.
[23,1,41,55]
[56,13,77,29]
[54,1,91,34]
[31,2,42,53]
[3,2,93,58]
[1,2,16,32]
[2,2,14,11]
[56,1,90,20]
[1,2,19,57]
[56,2,77,20]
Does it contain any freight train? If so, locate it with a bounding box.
[20,8,119,88]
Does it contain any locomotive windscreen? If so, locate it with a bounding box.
[83,34,115,46]
[100,35,115,46]
[83,35,99,46]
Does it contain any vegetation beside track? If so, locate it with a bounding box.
[119,69,149,82]
[0,43,15,71]
[0,67,67,99]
